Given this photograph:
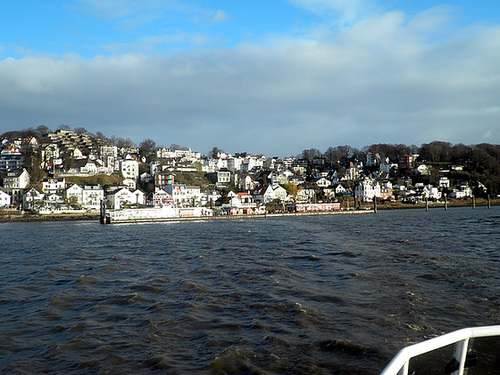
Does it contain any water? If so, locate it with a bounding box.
[1,206,499,374]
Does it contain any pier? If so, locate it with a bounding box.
[100,207,374,224]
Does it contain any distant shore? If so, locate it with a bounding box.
[364,198,499,211]
[0,212,100,223]
[1,199,498,223]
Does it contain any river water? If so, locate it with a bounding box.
[1,206,499,374]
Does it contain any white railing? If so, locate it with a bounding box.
[381,325,500,375]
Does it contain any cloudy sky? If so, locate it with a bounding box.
[1,0,499,156]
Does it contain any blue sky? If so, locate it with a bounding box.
[1,0,499,156]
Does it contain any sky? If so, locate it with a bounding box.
[1,0,499,156]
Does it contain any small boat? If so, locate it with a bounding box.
[381,325,500,375]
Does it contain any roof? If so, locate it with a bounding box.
[74,158,96,168]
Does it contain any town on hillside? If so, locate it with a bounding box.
[0,126,499,215]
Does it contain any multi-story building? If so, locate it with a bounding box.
[355,178,381,202]
[155,172,175,187]
[164,183,202,206]
[0,146,24,171]
[119,155,139,180]
[42,177,66,195]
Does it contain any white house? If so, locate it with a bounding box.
[23,186,45,210]
[107,187,145,209]
[227,156,243,171]
[45,193,65,206]
[40,143,62,170]
[70,158,98,174]
[3,169,30,204]
[216,157,228,170]
[272,185,288,202]
[422,185,442,200]
[201,191,221,207]
[449,185,472,199]
[122,178,137,191]
[131,189,145,206]
[229,192,255,207]
[82,185,104,209]
[343,162,360,180]
[253,185,276,204]
[269,171,291,186]
[164,183,188,206]
[366,152,381,167]
[152,188,173,207]
[185,185,202,206]
[65,183,104,210]
[226,192,258,214]
[119,155,139,180]
[315,177,332,188]
[22,136,40,150]
[65,184,84,205]
[207,169,231,188]
[296,188,316,202]
[163,183,201,206]
[380,159,398,174]
[0,188,11,207]
[237,175,257,191]
[416,164,431,176]
[379,181,393,200]
[3,168,30,189]
[42,177,66,194]
[334,184,350,196]
[439,177,450,188]
[355,179,381,202]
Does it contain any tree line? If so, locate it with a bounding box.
[299,142,500,194]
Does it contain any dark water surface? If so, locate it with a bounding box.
[1,207,499,374]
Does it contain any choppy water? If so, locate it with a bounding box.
[1,206,499,374]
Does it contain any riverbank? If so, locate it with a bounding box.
[362,197,499,211]
[104,209,374,224]
[1,199,498,223]
[0,211,100,223]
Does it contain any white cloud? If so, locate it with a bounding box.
[103,33,213,54]
[407,5,454,33]
[78,0,136,19]
[211,10,230,24]
[288,0,374,25]
[1,9,499,155]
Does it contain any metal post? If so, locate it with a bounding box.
[454,338,469,375]
[472,195,475,209]
[374,196,377,213]
[488,194,491,209]
[426,196,429,211]
[99,198,106,224]
[444,193,448,211]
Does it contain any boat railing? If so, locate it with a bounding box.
[381,325,500,375]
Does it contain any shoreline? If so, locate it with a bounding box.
[104,209,374,224]
[0,212,100,223]
[1,200,497,223]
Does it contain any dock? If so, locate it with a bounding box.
[101,207,374,224]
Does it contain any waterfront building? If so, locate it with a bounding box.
[22,186,45,210]
[0,188,11,207]
[354,178,381,202]
[164,183,202,206]
[107,187,145,209]
[42,177,66,195]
